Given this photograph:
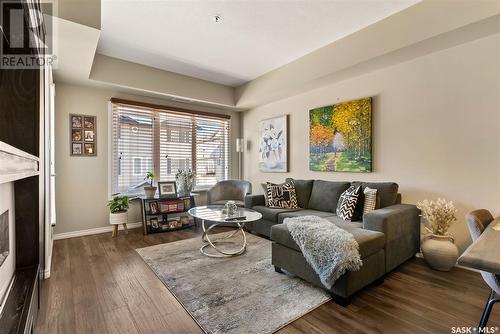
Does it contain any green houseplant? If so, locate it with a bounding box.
[107,193,129,227]
[144,171,157,198]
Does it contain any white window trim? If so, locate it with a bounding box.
[107,101,233,197]
[107,101,113,198]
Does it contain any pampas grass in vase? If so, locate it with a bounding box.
[417,198,458,271]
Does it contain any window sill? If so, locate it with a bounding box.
[192,187,211,192]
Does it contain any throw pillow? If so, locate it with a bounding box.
[265,181,299,209]
[336,186,362,221]
[351,188,365,221]
[260,183,269,206]
[363,187,378,214]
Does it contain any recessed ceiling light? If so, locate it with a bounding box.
[213,15,222,23]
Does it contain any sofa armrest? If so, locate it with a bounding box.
[245,194,265,208]
[363,204,420,240]
[363,204,421,272]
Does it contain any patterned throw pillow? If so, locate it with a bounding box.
[363,187,377,214]
[261,183,269,206]
[351,188,365,221]
[265,181,299,209]
[336,186,362,221]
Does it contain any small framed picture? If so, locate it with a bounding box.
[149,202,159,214]
[180,215,190,226]
[84,116,95,129]
[72,129,82,141]
[158,182,177,198]
[84,143,95,155]
[71,115,82,128]
[150,217,159,229]
[72,142,82,155]
[84,130,95,142]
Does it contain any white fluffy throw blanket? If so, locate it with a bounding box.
[284,216,362,289]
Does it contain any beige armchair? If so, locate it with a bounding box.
[207,180,252,207]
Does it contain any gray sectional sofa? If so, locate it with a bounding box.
[244,179,420,306]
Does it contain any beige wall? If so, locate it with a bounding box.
[54,83,241,234]
[242,33,500,254]
[56,0,101,29]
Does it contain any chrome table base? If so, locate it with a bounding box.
[200,219,247,258]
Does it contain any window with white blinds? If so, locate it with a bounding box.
[110,100,230,195]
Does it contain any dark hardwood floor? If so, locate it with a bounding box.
[37,226,499,334]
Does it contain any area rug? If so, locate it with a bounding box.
[136,232,330,334]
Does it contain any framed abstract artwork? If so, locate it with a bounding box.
[309,97,372,172]
[259,115,288,172]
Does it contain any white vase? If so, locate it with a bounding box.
[421,234,459,271]
[264,152,279,169]
[144,186,157,199]
[110,211,128,225]
[176,179,194,197]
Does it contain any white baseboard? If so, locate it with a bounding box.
[53,222,143,240]
[415,252,479,273]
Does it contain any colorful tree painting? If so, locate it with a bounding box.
[309,97,372,172]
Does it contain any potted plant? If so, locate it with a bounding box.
[107,193,129,225]
[417,198,458,271]
[144,171,157,198]
[175,169,196,197]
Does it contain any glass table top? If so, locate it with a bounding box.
[188,205,262,224]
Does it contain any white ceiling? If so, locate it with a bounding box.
[98,0,420,87]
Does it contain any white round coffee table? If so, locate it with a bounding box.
[188,205,262,258]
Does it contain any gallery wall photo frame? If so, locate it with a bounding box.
[258,114,288,173]
[70,114,97,157]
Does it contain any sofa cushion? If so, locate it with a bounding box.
[271,219,385,258]
[308,180,350,212]
[325,215,363,229]
[351,182,399,208]
[277,209,336,224]
[271,224,300,251]
[285,178,314,208]
[251,206,299,223]
[334,225,385,258]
